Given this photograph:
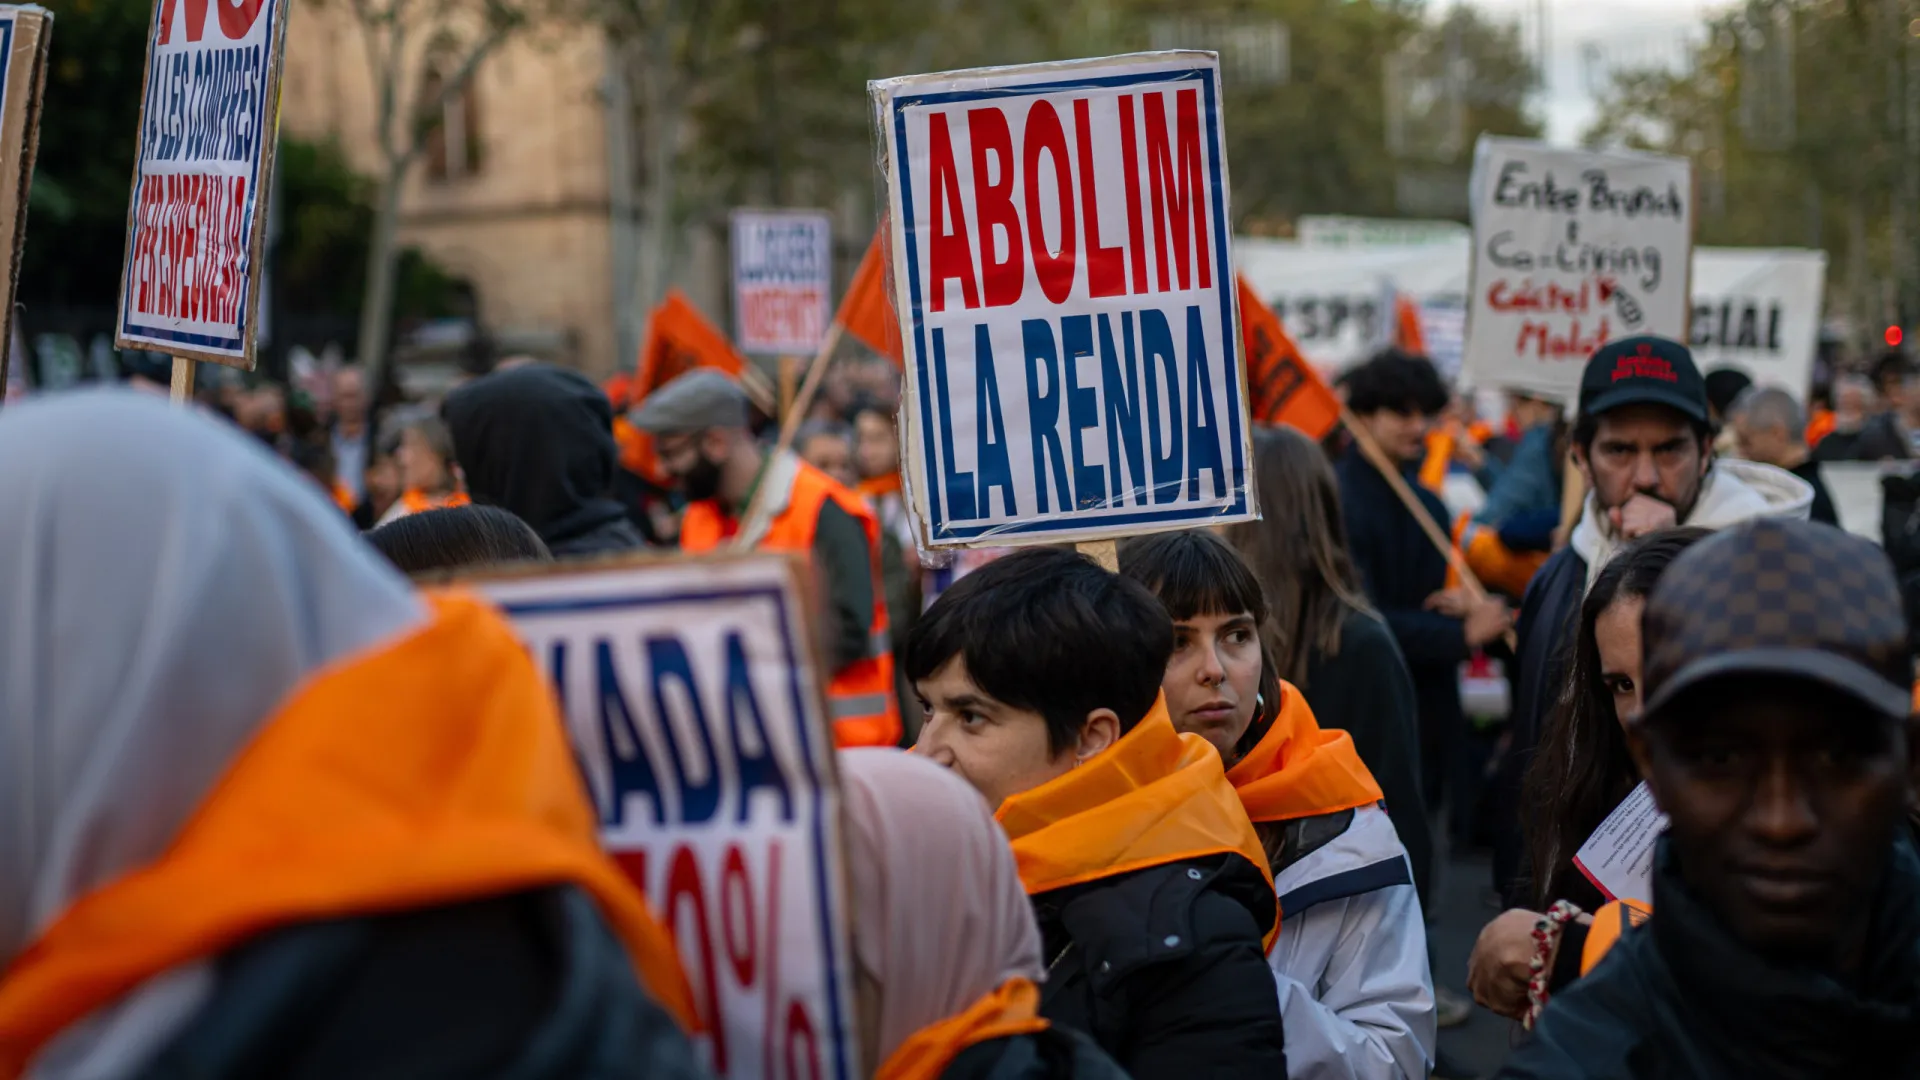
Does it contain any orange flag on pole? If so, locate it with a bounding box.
[837,228,904,368]
[1394,292,1428,356]
[1238,276,1341,440]
[614,291,775,485]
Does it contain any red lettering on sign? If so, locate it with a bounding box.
[1023,100,1076,304]
[1073,98,1125,298]
[926,114,979,313]
[1516,317,1614,361]
[1142,88,1210,292]
[158,0,264,43]
[1118,94,1149,295]
[969,107,1023,308]
[666,846,726,1073]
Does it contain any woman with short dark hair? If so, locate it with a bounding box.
[366,504,553,575]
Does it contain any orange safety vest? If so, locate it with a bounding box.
[0,595,694,1076]
[1579,898,1652,975]
[679,458,901,748]
[876,978,1051,1080]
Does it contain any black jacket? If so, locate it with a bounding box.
[443,365,646,558]
[942,1027,1132,1080]
[1302,608,1432,906]
[1499,837,1920,1079]
[1334,446,1467,805]
[138,886,707,1079]
[1490,545,1587,902]
[1031,853,1287,1079]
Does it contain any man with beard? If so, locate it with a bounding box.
[1499,518,1920,1078]
[1489,336,1813,902]
[632,369,899,748]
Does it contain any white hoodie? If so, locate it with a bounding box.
[1570,458,1814,588]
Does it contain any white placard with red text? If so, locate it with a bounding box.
[1466,137,1693,403]
[475,554,859,1080]
[115,0,290,368]
[873,52,1255,548]
[732,209,833,356]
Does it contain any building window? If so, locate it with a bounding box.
[422,59,484,182]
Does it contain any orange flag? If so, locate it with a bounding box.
[838,228,904,368]
[615,291,774,485]
[1394,292,1428,356]
[1238,276,1341,440]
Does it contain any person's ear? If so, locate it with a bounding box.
[1626,713,1661,807]
[1075,709,1121,764]
[1571,440,1595,488]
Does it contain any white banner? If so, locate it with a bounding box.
[1688,248,1827,402]
[116,0,290,369]
[731,209,833,355]
[1465,137,1693,403]
[475,555,860,1080]
[873,52,1255,548]
[1235,236,1470,373]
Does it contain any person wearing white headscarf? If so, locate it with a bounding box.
[839,749,1127,1080]
[0,390,702,1080]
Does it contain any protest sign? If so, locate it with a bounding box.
[1688,247,1826,401]
[1465,137,1692,403]
[732,210,834,356]
[873,52,1255,547]
[1237,275,1338,439]
[115,0,291,370]
[1235,236,1471,373]
[473,553,860,1080]
[0,7,48,398]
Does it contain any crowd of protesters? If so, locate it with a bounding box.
[1,322,1916,1080]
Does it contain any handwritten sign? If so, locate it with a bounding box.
[732,210,833,356]
[873,52,1255,547]
[1572,781,1667,905]
[115,0,291,369]
[1466,137,1692,402]
[0,7,48,397]
[1688,247,1826,401]
[473,554,859,1080]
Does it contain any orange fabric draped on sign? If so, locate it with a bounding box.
[1225,681,1384,825]
[840,228,905,367]
[996,697,1275,946]
[1237,276,1340,440]
[0,595,695,1076]
[875,978,1051,1080]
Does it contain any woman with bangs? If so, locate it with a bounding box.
[1121,529,1436,1080]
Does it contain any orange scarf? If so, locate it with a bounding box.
[858,472,904,500]
[0,594,694,1077]
[996,698,1274,944]
[1226,680,1384,824]
[876,978,1050,1080]
[400,488,472,515]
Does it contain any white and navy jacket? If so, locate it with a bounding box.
[1267,803,1435,1080]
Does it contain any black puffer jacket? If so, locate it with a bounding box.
[940,1027,1132,1080]
[1031,853,1286,1079]
[1499,837,1920,1080]
[442,365,646,558]
[136,886,707,1079]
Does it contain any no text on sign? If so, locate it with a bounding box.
[115,0,290,368]
[1465,136,1692,403]
[473,554,859,1080]
[873,52,1255,548]
[732,210,833,356]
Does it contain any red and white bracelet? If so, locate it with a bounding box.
[1523,900,1583,1030]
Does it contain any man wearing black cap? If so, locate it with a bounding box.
[1491,336,1814,900]
[1500,518,1920,1079]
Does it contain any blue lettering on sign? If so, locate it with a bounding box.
[972,324,1017,518]
[1182,305,1224,501]
[724,631,792,823]
[930,327,976,522]
[1140,309,1183,503]
[1061,315,1105,509]
[596,639,666,827]
[1100,312,1146,507]
[645,635,723,825]
[1022,319,1072,514]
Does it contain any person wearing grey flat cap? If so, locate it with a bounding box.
[1502,517,1920,1079]
[632,369,901,748]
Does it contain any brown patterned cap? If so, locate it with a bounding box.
[1641,518,1913,723]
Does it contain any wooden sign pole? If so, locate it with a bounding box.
[169,355,196,403]
[732,322,844,549]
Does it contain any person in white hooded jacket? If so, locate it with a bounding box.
[1488,335,1814,907]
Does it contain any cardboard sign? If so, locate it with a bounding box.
[1572,781,1667,905]
[1466,137,1693,403]
[0,7,47,397]
[1688,248,1827,401]
[732,210,834,356]
[473,554,860,1080]
[1235,236,1472,373]
[114,0,291,369]
[873,52,1255,547]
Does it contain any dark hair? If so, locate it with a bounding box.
[1223,426,1374,687]
[1703,367,1754,419]
[1119,529,1280,762]
[903,547,1172,755]
[289,436,338,488]
[366,505,553,575]
[1872,348,1913,392]
[1342,349,1449,417]
[1521,527,1711,908]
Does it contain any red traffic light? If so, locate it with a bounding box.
[1888,326,1905,347]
